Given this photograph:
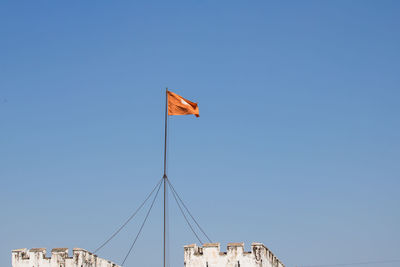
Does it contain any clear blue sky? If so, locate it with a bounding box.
[1,1,399,267]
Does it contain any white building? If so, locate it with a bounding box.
[184,242,284,267]
[11,248,119,267]
[12,242,284,267]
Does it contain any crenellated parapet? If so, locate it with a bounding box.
[184,242,284,267]
[12,248,119,267]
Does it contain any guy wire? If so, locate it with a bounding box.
[121,179,163,265]
[94,177,163,253]
[167,179,203,245]
[167,179,212,243]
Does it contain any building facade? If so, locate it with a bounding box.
[12,248,119,267]
[184,242,284,267]
[12,242,284,267]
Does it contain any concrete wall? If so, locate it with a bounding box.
[12,248,119,267]
[184,242,284,267]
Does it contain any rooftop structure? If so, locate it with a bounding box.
[12,242,284,267]
[184,242,284,267]
[11,248,119,267]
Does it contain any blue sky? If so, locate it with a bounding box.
[1,1,399,267]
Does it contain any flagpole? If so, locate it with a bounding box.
[164,89,168,178]
[163,87,168,267]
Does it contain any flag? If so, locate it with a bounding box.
[167,90,199,117]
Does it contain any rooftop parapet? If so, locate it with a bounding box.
[12,247,119,267]
[227,242,245,256]
[251,242,284,267]
[51,248,69,260]
[11,248,28,260]
[184,242,285,267]
[184,244,200,254]
[28,248,46,260]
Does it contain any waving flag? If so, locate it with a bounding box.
[167,90,199,117]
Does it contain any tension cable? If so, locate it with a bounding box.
[94,178,163,253]
[167,178,212,244]
[167,179,212,243]
[121,179,163,266]
[167,179,203,244]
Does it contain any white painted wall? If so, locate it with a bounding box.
[12,248,119,267]
[184,243,284,267]
[12,242,284,267]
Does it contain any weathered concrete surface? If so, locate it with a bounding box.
[12,242,284,267]
[184,242,284,267]
[12,248,119,267]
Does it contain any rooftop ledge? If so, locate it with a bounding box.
[184,242,284,266]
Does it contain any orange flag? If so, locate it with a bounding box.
[167,90,199,117]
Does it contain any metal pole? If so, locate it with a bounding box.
[163,88,168,267]
[164,88,168,178]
